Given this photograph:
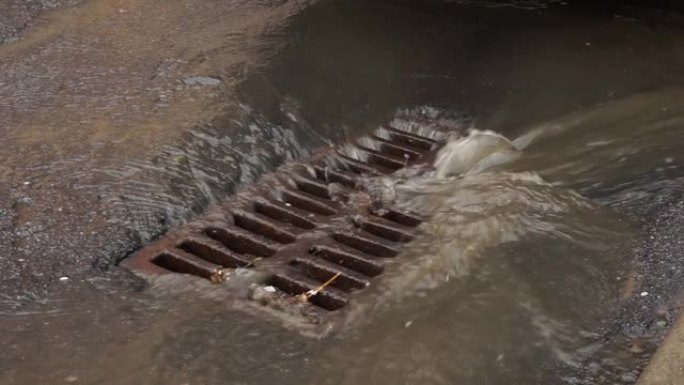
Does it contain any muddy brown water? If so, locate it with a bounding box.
[1,1,684,384]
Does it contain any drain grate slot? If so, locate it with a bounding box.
[353,217,414,243]
[332,232,400,258]
[336,154,387,174]
[233,210,298,244]
[204,226,278,257]
[253,198,316,230]
[151,251,217,279]
[369,135,425,160]
[356,146,406,170]
[281,189,337,216]
[313,166,356,188]
[294,176,332,200]
[381,126,438,151]
[309,245,384,277]
[375,209,423,227]
[268,272,349,310]
[292,257,370,291]
[178,239,251,267]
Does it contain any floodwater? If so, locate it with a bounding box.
[2,0,684,384]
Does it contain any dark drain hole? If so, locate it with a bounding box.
[253,199,316,230]
[332,232,399,258]
[309,245,384,276]
[376,209,423,227]
[337,155,385,174]
[355,219,414,243]
[233,211,297,244]
[357,147,406,170]
[282,189,337,216]
[381,126,437,151]
[313,166,356,188]
[369,135,424,160]
[294,177,332,200]
[267,273,349,311]
[151,252,214,279]
[204,227,277,257]
[178,240,249,268]
[292,257,369,291]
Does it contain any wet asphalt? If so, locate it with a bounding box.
[0,0,312,311]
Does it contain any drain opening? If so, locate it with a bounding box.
[313,166,356,188]
[233,210,298,244]
[253,198,317,230]
[281,189,337,216]
[332,232,400,258]
[336,154,387,174]
[268,272,349,311]
[374,209,423,227]
[353,217,414,243]
[293,176,333,200]
[381,126,439,151]
[356,146,406,170]
[204,227,278,257]
[291,257,370,291]
[151,251,217,279]
[368,135,424,160]
[309,245,384,276]
[178,239,251,267]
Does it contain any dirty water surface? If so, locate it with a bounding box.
[2,1,684,385]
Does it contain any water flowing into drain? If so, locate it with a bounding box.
[122,119,460,318]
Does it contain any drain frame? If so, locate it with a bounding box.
[122,121,456,319]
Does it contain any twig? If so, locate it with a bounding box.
[243,257,263,269]
[294,272,342,303]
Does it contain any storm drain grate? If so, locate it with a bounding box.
[122,121,456,314]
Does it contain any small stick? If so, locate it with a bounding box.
[294,272,342,303]
[306,272,341,298]
[243,257,263,269]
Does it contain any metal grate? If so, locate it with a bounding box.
[122,122,454,314]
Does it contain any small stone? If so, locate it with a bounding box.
[59,276,70,282]
[247,284,276,306]
[640,291,648,297]
[65,375,78,383]
[263,286,276,293]
[404,320,413,328]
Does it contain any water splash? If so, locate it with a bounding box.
[434,129,520,178]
